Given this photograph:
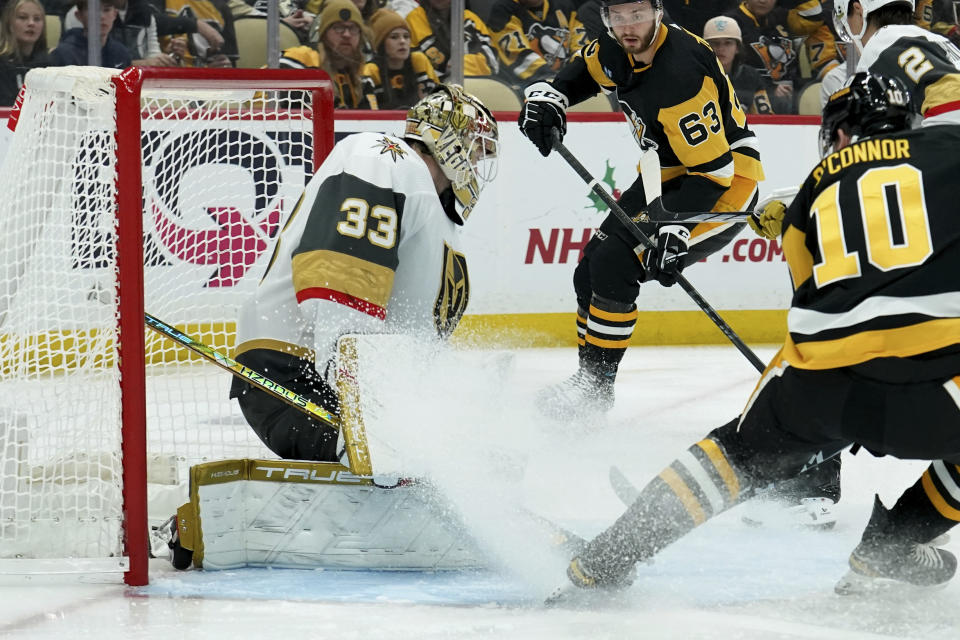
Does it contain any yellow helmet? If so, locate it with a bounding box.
[405,84,499,224]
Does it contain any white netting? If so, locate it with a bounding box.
[0,67,325,572]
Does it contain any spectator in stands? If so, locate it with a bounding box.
[664,0,736,36]
[49,0,132,67]
[280,0,368,108]
[915,0,960,45]
[159,0,237,66]
[63,0,181,65]
[725,0,801,113]
[149,0,226,58]
[704,15,792,113]
[0,0,49,106]
[232,0,312,43]
[485,0,585,88]
[782,0,841,81]
[361,8,438,108]
[406,0,499,82]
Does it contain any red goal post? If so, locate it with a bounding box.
[0,67,334,586]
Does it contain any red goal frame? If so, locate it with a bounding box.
[111,67,334,585]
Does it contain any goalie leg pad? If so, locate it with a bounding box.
[179,459,487,571]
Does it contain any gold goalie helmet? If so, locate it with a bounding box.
[405,84,499,224]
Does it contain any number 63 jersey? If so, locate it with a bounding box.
[235,132,470,368]
[780,126,960,377]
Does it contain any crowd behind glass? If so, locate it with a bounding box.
[1,0,958,111]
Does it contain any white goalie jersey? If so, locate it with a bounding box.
[234,131,470,369]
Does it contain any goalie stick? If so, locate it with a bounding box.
[144,313,340,431]
[551,132,765,374]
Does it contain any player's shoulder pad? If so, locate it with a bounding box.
[860,24,948,69]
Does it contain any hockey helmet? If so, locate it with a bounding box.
[819,72,911,157]
[405,84,499,224]
[833,0,915,52]
[601,0,664,48]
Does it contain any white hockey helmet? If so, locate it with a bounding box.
[833,0,915,53]
[601,0,664,49]
[404,84,499,224]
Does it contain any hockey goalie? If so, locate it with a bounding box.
[163,85,504,572]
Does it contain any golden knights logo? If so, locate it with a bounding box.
[750,33,796,82]
[374,136,407,161]
[434,243,469,339]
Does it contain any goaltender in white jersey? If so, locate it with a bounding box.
[230,85,500,462]
[159,86,502,573]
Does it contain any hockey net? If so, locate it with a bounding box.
[0,67,334,584]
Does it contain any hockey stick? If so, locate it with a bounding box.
[551,132,766,374]
[641,186,801,224]
[144,313,340,430]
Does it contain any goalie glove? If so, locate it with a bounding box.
[518,81,569,157]
[748,200,786,240]
[642,224,690,287]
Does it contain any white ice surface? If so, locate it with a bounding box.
[2,345,959,639]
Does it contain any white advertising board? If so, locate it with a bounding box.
[1,111,821,342]
[335,116,821,316]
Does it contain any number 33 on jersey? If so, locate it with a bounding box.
[238,132,470,365]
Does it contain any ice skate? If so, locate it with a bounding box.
[535,369,615,421]
[835,496,957,595]
[742,457,841,530]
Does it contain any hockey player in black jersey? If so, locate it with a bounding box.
[550,73,960,601]
[519,0,765,420]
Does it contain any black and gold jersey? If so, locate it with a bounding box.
[780,126,960,373]
[486,0,586,81]
[858,25,960,123]
[914,0,960,40]
[279,46,365,109]
[726,1,801,85]
[406,6,500,80]
[550,23,763,212]
[361,52,439,110]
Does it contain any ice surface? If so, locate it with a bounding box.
[2,346,959,639]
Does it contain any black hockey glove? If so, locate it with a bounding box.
[518,81,569,157]
[642,224,690,287]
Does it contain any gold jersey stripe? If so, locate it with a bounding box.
[695,438,740,502]
[921,74,960,115]
[292,249,395,310]
[585,334,631,349]
[588,305,639,323]
[659,467,706,525]
[783,317,960,370]
[782,225,813,291]
[922,469,960,521]
[234,338,315,361]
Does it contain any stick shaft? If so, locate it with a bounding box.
[551,135,766,373]
[144,313,340,430]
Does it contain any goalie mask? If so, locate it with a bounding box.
[602,0,664,49]
[405,85,499,224]
[833,0,915,53]
[819,72,911,158]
